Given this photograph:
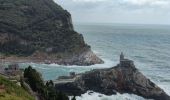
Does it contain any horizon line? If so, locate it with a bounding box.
[73,22,170,26]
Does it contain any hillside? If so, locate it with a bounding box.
[0,76,35,100]
[0,0,103,65]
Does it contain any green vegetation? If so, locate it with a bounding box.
[24,66,69,100]
[0,76,35,100]
[0,0,89,56]
[71,96,76,100]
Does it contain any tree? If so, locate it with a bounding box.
[71,96,76,100]
[24,66,69,100]
[24,66,44,91]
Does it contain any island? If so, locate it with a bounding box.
[54,53,170,100]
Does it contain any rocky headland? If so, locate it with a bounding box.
[0,0,103,65]
[55,54,170,100]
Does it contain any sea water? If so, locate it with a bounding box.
[20,23,170,100]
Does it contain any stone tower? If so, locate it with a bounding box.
[120,52,124,61]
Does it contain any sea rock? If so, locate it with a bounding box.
[55,57,170,100]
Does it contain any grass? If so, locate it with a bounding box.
[0,76,35,100]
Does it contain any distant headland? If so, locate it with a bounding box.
[0,0,103,66]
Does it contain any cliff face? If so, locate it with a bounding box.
[55,59,170,100]
[0,0,103,65]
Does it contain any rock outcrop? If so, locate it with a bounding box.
[55,55,170,100]
[56,49,104,66]
[0,0,103,65]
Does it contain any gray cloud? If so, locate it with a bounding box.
[54,0,170,25]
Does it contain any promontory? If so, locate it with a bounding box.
[55,53,170,100]
[0,0,103,65]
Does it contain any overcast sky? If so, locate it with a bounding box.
[54,0,170,25]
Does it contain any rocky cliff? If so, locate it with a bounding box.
[0,0,103,65]
[55,58,170,100]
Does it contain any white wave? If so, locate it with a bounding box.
[70,91,151,100]
[30,58,116,70]
[158,84,170,95]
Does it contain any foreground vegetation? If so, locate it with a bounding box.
[24,66,70,100]
[0,76,35,100]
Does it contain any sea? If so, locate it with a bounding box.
[20,23,170,100]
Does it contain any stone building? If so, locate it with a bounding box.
[119,52,134,67]
[5,64,21,76]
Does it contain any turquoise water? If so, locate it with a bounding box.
[21,23,170,99]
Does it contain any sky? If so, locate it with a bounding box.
[54,0,170,25]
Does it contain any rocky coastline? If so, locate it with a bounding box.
[0,49,103,66]
[54,54,170,100]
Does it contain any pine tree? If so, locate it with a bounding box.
[71,96,76,100]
